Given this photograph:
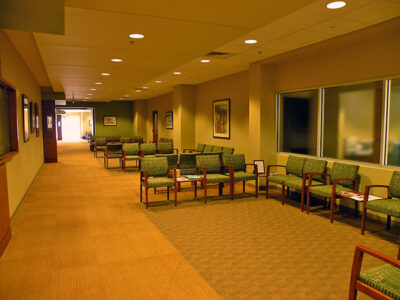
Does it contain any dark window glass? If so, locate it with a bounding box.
[388,78,400,166]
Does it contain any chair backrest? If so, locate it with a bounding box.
[141,143,156,155]
[196,155,221,174]
[141,157,169,177]
[120,136,131,143]
[179,153,198,170]
[331,162,360,189]
[157,142,173,154]
[212,146,223,153]
[106,143,122,152]
[223,147,234,155]
[222,154,245,172]
[286,156,305,177]
[95,137,107,146]
[203,144,213,153]
[389,171,400,198]
[303,159,327,182]
[122,143,139,155]
[197,143,205,152]
[156,154,178,169]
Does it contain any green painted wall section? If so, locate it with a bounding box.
[65,101,134,137]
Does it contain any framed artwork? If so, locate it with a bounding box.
[253,160,265,174]
[103,115,117,126]
[22,95,29,142]
[35,103,39,137]
[89,120,93,126]
[212,98,230,139]
[165,111,173,129]
[30,102,35,133]
[47,115,53,129]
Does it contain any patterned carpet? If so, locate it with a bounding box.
[141,187,399,299]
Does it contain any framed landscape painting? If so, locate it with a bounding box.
[212,98,230,139]
[103,115,117,126]
[165,111,173,129]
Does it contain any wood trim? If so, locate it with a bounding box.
[0,228,11,258]
[7,88,19,152]
[0,163,11,258]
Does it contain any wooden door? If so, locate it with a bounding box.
[152,110,158,143]
[42,100,58,163]
[57,115,62,140]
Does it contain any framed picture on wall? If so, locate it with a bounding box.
[35,103,39,137]
[212,98,230,139]
[30,102,35,134]
[165,111,173,129]
[22,95,29,142]
[103,115,117,126]
[253,160,265,174]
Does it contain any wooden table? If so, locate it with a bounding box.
[337,191,381,218]
[177,176,205,202]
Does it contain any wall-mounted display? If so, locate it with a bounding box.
[212,98,230,139]
[22,95,29,142]
[103,115,117,126]
[165,111,173,129]
[30,102,35,134]
[35,103,39,137]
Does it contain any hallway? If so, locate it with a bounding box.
[0,142,219,299]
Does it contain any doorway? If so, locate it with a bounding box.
[56,108,94,142]
[152,110,158,143]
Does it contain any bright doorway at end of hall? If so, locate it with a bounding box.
[56,109,94,141]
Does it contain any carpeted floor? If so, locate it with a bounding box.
[142,187,399,299]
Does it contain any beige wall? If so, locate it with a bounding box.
[0,30,44,217]
[146,93,173,142]
[133,100,147,139]
[196,71,249,154]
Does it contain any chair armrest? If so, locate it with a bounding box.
[168,168,177,181]
[363,185,390,204]
[173,148,179,154]
[183,148,195,153]
[140,170,148,183]
[245,163,258,174]
[221,165,234,181]
[332,178,359,192]
[195,166,207,180]
[306,172,329,186]
[266,165,287,176]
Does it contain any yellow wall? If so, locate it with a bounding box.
[145,93,173,142]
[0,30,44,217]
[133,100,147,139]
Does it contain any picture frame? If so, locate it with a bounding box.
[253,160,265,174]
[212,98,230,139]
[103,115,117,126]
[22,95,29,142]
[89,120,93,126]
[35,103,39,137]
[165,111,173,129]
[30,102,35,134]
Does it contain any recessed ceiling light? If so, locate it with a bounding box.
[327,1,346,9]
[124,94,130,97]
[90,88,96,91]
[119,97,124,100]
[95,82,102,85]
[129,33,144,39]
[201,59,210,63]
[244,39,258,44]
[136,89,142,93]
[173,72,182,75]
[111,58,122,62]
[142,86,149,90]
[88,93,93,96]
[83,97,89,99]
[155,80,162,83]
[101,73,110,76]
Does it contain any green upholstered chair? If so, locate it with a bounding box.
[203,144,213,153]
[283,158,327,210]
[140,157,177,209]
[140,143,157,157]
[223,147,234,155]
[349,245,400,300]
[212,146,223,153]
[183,143,205,153]
[178,153,198,175]
[157,142,177,154]
[361,171,400,235]
[122,143,140,172]
[222,154,258,198]
[266,156,306,199]
[94,137,107,157]
[307,162,360,223]
[156,153,178,169]
[103,143,123,169]
[120,136,131,143]
[195,154,234,202]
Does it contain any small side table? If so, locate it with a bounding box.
[176,176,205,202]
[337,191,382,218]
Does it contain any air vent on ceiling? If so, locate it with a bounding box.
[206,51,235,59]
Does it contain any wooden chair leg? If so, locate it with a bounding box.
[287,186,290,197]
[243,181,245,193]
[281,183,285,205]
[255,177,258,198]
[174,183,177,207]
[204,182,207,203]
[146,187,149,209]
[398,235,400,260]
[330,193,336,223]
[301,187,305,212]
[167,186,169,200]
[231,180,234,200]
[361,207,366,235]
[307,188,311,214]
[154,188,156,194]
[140,183,142,202]
[387,215,391,231]
[219,183,223,196]
[194,182,197,199]
[266,180,269,199]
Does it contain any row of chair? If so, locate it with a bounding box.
[90,136,144,153]
[184,143,234,155]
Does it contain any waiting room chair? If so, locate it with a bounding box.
[140,157,177,209]
[361,171,400,235]
[222,154,258,198]
[122,143,140,172]
[104,143,123,169]
[140,143,157,157]
[94,137,107,157]
[307,162,360,223]
[120,136,132,143]
[212,146,223,153]
[157,142,178,154]
[349,245,400,300]
[222,147,234,155]
[183,143,205,153]
[202,144,214,153]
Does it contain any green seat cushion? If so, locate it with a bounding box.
[366,199,400,218]
[360,264,400,300]
[196,155,221,174]
[286,156,305,177]
[268,174,299,184]
[125,155,141,161]
[203,144,213,152]
[140,155,156,160]
[106,153,122,158]
[308,184,351,198]
[331,162,359,189]
[181,168,196,175]
[284,179,325,190]
[206,174,231,183]
[147,177,175,188]
[229,171,256,182]
[389,171,400,198]
[302,159,327,182]
[222,154,246,172]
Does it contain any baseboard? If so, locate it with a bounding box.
[0,228,11,258]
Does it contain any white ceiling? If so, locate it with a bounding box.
[32,0,400,102]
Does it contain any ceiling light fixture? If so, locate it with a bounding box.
[155,80,162,83]
[101,73,110,76]
[88,93,93,96]
[142,86,149,90]
[136,89,142,93]
[111,58,122,62]
[327,1,346,9]
[90,88,96,91]
[173,72,182,75]
[95,82,102,85]
[201,59,210,63]
[129,33,144,39]
[244,39,258,44]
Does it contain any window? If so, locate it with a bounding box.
[388,78,400,166]
[278,90,318,155]
[323,81,383,163]
[0,86,10,156]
